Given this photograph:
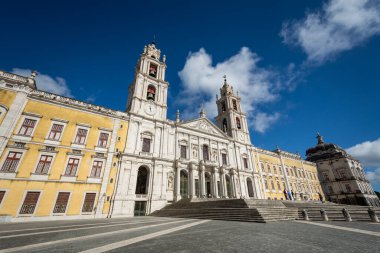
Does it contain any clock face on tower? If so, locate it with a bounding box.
[144,102,157,116]
[239,133,245,141]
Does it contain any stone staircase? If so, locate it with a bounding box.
[150,198,298,223]
[282,200,380,221]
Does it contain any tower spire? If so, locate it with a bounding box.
[199,104,206,118]
[316,132,324,144]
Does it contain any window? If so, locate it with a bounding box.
[345,184,352,193]
[147,85,156,101]
[340,170,347,179]
[271,180,275,190]
[202,145,209,161]
[243,157,248,169]
[142,138,151,153]
[222,153,227,165]
[48,124,64,140]
[260,163,265,172]
[267,164,271,173]
[236,117,241,129]
[90,160,103,178]
[65,158,79,176]
[285,167,289,175]
[1,151,22,172]
[35,155,53,174]
[18,118,37,136]
[328,186,334,194]
[74,128,88,144]
[278,166,282,175]
[149,63,158,78]
[0,191,5,205]
[277,181,281,190]
[323,172,329,181]
[53,192,70,214]
[264,179,269,190]
[97,132,109,148]
[180,145,187,159]
[82,193,96,212]
[19,191,40,215]
[232,99,237,110]
[273,165,277,174]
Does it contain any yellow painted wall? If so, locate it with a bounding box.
[0,89,16,124]
[0,94,129,218]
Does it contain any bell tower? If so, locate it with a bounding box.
[215,76,251,144]
[126,42,169,120]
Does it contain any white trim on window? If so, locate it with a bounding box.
[50,190,72,216]
[87,157,106,184]
[60,156,83,182]
[16,190,43,217]
[80,191,98,215]
[0,189,9,209]
[95,129,111,152]
[71,125,90,149]
[0,148,27,178]
[44,119,68,145]
[30,151,58,180]
[13,115,41,141]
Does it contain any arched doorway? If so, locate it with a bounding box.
[134,166,149,216]
[135,166,148,194]
[225,174,232,198]
[180,170,188,198]
[247,178,254,198]
[205,173,211,197]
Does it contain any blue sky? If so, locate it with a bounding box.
[1,0,380,191]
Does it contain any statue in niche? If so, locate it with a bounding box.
[192,145,198,158]
[167,175,174,190]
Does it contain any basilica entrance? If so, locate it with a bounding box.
[135,166,148,195]
[180,170,188,198]
[134,201,146,216]
[247,178,254,198]
[205,173,211,197]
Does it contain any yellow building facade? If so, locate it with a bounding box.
[0,71,128,221]
[254,148,323,201]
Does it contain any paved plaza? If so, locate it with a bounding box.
[0,217,379,253]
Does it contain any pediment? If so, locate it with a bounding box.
[179,118,227,137]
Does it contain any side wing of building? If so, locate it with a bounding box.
[0,74,129,221]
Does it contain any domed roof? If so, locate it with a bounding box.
[306,133,351,162]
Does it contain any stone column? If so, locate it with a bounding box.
[189,163,196,198]
[220,167,227,198]
[175,166,181,201]
[230,169,237,198]
[212,166,218,198]
[199,163,206,198]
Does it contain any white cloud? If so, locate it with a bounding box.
[177,47,281,133]
[347,138,380,167]
[252,112,281,133]
[280,0,380,64]
[12,68,72,97]
[347,138,380,185]
[366,168,380,184]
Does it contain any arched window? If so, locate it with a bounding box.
[135,167,148,194]
[147,85,156,101]
[236,117,241,129]
[222,119,228,133]
[221,102,226,112]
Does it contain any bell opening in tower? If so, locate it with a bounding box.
[149,63,158,78]
[147,85,156,101]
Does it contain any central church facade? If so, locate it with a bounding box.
[111,43,322,217]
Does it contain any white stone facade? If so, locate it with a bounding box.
[111,43,264,217]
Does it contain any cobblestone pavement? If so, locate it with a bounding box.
[0,217,379,253]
